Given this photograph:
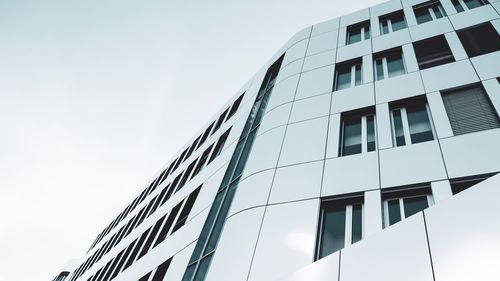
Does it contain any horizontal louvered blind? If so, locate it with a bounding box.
[442,85,500,135]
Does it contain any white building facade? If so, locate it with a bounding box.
[66,0,500,280]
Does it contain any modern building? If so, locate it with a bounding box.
[65,0,500,280]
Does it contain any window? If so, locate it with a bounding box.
[340,109,376,156]
[373,47,406,80]
[171,186,201,233]
[208,128,231,164]
[457,22,500,58]
[383,186,433,227]
[226,93,244,120]
[413,35,455,70]
[413,0,446,24]
[211,108,229,135]
[136,214,167,261]
[346,20,371,44]
[196,121,215,150]
[390,97,435,147]
[441,84,500,135]
[153,202,183,248]
[176,160,198,191]
[316,196,364,260]
[334,58,362,91]
[379,10,407,35]
[139,272,151,281]
[151,258,173,281]
[452,0,488,12]
[451,173,495,195]
[190,144,214,180]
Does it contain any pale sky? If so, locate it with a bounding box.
[0,1,384,280]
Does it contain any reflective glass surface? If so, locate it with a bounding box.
[392,109,406,146]
[320,205,346,258]
[342,117,362,156]
[403,196,429,218]
[388,199,401,226]
[406,104,434,144]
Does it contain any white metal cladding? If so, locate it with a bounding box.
[66,0,500,280]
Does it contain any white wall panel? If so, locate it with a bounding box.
[448,4,499,30]
[440,129,500,178]
[278,252,340,281]
[322,152,379,197]
[420,59,479,93]
[295,66,335,100]
[336,39,372,62]
[290,93,331,123]
[312,17,340,37]
[269,160,323,204]
[380,141,448,188]
[340,214,434,281]
[471,51,500,81]
[306,30,338,56]
[425,175,500,281]
[248,199,319,281]
[303,50,336,72]
[278,117,328,167]
[409,17,453,41]
[331,83,375,114]
[372,29,412,53]
[260,103,292,135]
[268,75,300,112]
[243,126,285,178]
[205,207,265,281]
[375,72,425,104]
[229,169,275,217]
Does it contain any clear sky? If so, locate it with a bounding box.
[0,0,384,280]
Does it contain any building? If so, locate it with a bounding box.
[65,0,500,280]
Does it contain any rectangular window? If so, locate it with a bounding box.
[457,22,500,58]
[122,227,152,271]
[136,214,167,261]
[390,97,435,147]
[373,47,406,80]
[176,159,198,191]
[340,109,376,156]
[383,186,433,227]
[452,0,488,12]
[379,10,407,35]
[413,35,455,70]
[226,93,245,120]
[413,0,446,24]
[316,196,364,260]
[441,84,500,135]
[208,127,231,164]
[334,58,362,91]
[346,20,371,44]
[153,202,183,248]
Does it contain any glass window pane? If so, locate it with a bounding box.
[375,59,384,80]
[433,5,444,18]
[452,0,465,12]
[342,117,362,156]
[403,196,429,218]
[319,205,346,258]
[388,199,401,226]
[351,204,363,244]
[348,29,362,44]
[336,68,351,90]
[415,8,432,24]
[364,25,370,39]
[381,21,389,34]
[391,14,407,31]
[386,52,405,78]
[355,64,362,86]
[406,104,434,144]
[366,115,376,152]
[392,109,406,146]
[463,0,483,9]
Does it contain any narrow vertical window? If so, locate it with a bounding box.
[379,10,407,35]
[335,58,363,91]
[390,97,435,147]
[316,197,364,260]
[346,20,371,44]
[340,108,376,156]
[373,47,406,80]
[413,0,446,24]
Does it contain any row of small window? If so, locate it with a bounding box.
[339,83,500,156]
[316,173,493,260]
[79,128,231,277]
[339,21,500,91]
[87,95,244,252]
[88,124,236,253]
[346,0,489,45]
[70,187,201,281]
[52,271,69,281]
